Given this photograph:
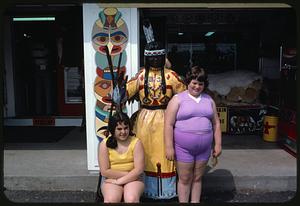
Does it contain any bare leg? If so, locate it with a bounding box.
[123,180,144,203]
[190,161,207,203]
[101,182,123,203]
[176,161,194,202]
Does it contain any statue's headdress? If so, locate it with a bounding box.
[142,19,167,98]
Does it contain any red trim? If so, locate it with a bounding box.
[145,171,176,178]
[139,85,144,90]
[127,68,144,83]
[33,116,55,126]
[171,71,185,84]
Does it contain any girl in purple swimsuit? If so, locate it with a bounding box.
[164,66,222,203]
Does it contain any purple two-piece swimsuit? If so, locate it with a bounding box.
[174,90,214,162]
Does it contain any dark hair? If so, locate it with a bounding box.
[106,112,135,149]
[144,41,166,97]
[185,66,209,89]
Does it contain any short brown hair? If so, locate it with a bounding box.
[185,66,209,89]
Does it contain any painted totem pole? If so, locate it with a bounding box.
[91,8,128,141]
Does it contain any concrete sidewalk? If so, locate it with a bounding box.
[3,127,297,193]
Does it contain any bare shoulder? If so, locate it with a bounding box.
[169,93,181,105]
[99,139,108,150]
[134,138,143,148]
[133,138,144,153]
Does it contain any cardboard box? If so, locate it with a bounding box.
[217,107,228,133]
[227,105,267,135]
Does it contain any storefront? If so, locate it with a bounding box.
[3,5,84,126]
[3,3,296,170]
[81,3,296,170]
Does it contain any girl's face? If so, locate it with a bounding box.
[114,122,130,141]
[188,79,205,97]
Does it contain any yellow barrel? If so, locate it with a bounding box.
[263,115,279,142]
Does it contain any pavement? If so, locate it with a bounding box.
[3,127,298,196]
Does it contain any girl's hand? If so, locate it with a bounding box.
[105,178,120,185]
[166,147,175,161]
[213,144,222,158]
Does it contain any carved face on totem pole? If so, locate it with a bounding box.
[92,8,128,56]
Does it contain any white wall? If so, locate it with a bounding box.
[82,4,139,171]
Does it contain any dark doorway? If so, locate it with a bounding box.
[9,5,84,117]
[13,19,58,116]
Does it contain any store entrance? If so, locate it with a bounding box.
[8,5,84,118]
[13,20,58,116]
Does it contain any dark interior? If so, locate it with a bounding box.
[7,5,83,116]
[139,8,296,75]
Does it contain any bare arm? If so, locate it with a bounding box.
[115,140,145,185]
[164,95,180,161]
[98,141,128,179]
[211,100,222,157]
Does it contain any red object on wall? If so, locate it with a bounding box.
[278,107,297,140]
[57,65,84,116]
[278,107,297,157]
[287,123,297,141]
